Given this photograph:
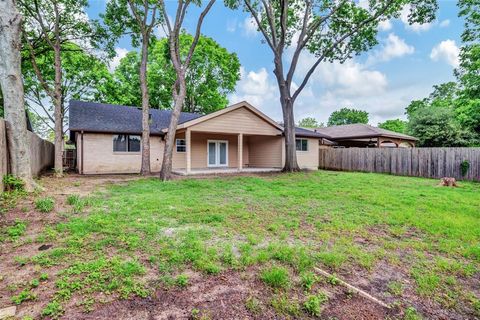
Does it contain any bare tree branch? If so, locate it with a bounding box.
[292,0,395,102]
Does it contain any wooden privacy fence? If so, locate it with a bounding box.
[319,148,480,181]
[1,118,54,191]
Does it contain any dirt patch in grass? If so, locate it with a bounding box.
[64,268,393,320]
[1,171,479,319]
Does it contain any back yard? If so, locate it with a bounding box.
[0,171,479,319]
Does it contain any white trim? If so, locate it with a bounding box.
[207,140,229,167]
[176,138,186,153]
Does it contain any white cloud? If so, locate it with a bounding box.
[378,19,392,31]
[242,16,258,37]
[110,48,129,71]
[430,39,460,68]
[400,5,432,32]
[368,33,414,64]
[439,19,450,28]
[229,67,280,118]
[226,19,237,33]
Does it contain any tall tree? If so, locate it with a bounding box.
[0,0,36,191]
[226,0,437,171]
[298,117,322,128]
[103,0,162,176]
[105,34,241,114]
[18,0,103,177]
[378,119,407,133]
[22,43,113,138]
[158,0,216,181]
[455,0,480,135]
[407,105,475,147]
[328,107,369,126]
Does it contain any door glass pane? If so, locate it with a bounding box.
[208,142,216,165]
[219,142,227,165]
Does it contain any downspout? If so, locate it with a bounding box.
[80,131,84,175]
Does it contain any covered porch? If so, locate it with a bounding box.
[172,167,282,176]
[172,128,284,175]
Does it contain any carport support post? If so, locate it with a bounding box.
[237,133,243,171]
[186,128,191,174]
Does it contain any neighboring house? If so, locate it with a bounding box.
[313,124,417,148]
[68,100,327,174]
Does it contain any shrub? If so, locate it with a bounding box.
[460,160,470,177]
[35,197,54,213]
[261,266,290,289]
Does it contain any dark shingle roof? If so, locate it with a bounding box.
[68,100,201,135]
[294,127,331,139]
[314,124,417,141]
[69,100,327,141]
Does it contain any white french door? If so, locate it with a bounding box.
[207,140,228,167]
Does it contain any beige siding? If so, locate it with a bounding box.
[248,136,283,168]
[190,133,239,168]
[79,133,163,174]
[173,132,186,169]
[190,107,282,136]
[295,138,319,170]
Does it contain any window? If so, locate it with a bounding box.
[113,134,141,152]
[176,139,186,152]
[296,138,308,151]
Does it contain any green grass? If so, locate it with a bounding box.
[35,197,55,213]
[260,266,290,289]
[9,171,480,318]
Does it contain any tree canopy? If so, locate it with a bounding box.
[22,42,112,136]
[105,34,240,114]
[298,117,322,128]
[328,108,369,126]
[378,119,408,133]
[403,0,479,147]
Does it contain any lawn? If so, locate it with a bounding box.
[1,171,479,319]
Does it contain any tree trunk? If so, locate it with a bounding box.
[274,64,299,172]
[282,98,299,171]
[0,0,36,191]
[140,33,151,175]
[160,75,186,181]
[53,43,63,177]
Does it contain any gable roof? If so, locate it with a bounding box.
[68,100,328,140]
[68,100,201,135]
[314,124,417,141]
[171,101,284,132]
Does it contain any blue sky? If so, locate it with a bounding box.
[86,1,463,125]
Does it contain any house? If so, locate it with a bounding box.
[68,100,328,175]
[313,124,417,148]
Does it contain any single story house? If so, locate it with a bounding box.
[68,100,327,175]
[313,124,417,148]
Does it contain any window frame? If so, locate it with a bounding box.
[176,138,186,153]
[113,134,141,153]
[295,138,309,152]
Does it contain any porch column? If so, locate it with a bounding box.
[186,128,191,174]
[237,133,243,171]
